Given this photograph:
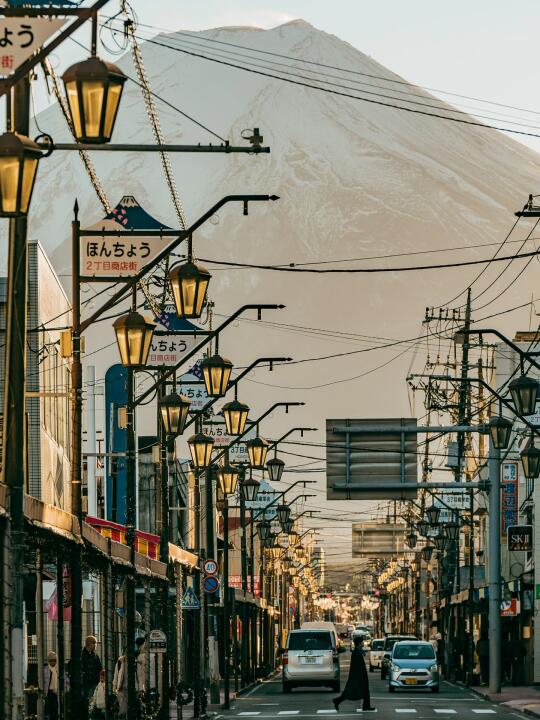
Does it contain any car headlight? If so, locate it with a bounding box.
[390,663,399,672]
[429,664,438,673]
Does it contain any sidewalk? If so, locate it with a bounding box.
[471,685,540,717]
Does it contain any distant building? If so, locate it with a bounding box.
[312,546,325,588]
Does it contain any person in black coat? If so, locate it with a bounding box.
[333,636,376,712]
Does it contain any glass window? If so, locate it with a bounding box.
[394,644,435,660]
[371,640,384,650]
[288,632,332,651]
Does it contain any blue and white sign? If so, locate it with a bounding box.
[245,477,279,519]
[181,587,200,610]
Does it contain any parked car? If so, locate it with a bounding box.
[388,640,439,693]
[367,638,385,672]
[282,628,345,693]
[380,635,417,679]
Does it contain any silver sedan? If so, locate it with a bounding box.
[388,641,439,693]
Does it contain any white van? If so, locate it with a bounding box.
[300,621,340,649]
[283,628,345,693]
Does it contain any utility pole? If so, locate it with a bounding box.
[488,441,502,693]
[455,288,472,681]
[3,75,30,720]
[205,465,220,704]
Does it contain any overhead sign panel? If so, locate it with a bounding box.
[326,418,418,499]
[352,522,406,559]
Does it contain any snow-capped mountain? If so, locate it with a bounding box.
[18,19,540,500]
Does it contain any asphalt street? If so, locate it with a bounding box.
[216,653,526,720]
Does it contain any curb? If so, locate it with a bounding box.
[467,685,540,718]
[219,668,281,708]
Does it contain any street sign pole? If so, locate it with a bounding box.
[488,438,501,694]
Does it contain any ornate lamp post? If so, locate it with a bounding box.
[0,131,42,217]
[188,431,215,469]
[113,309,156,367]
[509,374,539,417]
[158,390,190,436]
[247,433,269,469]
[223,398,249,436]
[201,353,233,397]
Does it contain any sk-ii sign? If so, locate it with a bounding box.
[507,525,533,552]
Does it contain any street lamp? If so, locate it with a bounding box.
[434,535,448,552]
[509,374,539,417]
[520,438,540,480]
[222,399,249,436]
[113,310,156,367]
[422,545,434,563]
[159,391,190,436]
[240,473,260,502]
[218,463,240,496]
[417,520,430,537]
[188,431,214,469]
[167,260,211,319]
[257,519,271,543]
[282,518,294,535]
[267,456,285,483]
[62,56,127,143]
[201,353,233,397]
[426,505,441,526]
[489,414,513,450]
[0,132,42,217]
[277,503,291,527]
[288,529,299,547]
[444,522,460,542]
[406,531,417,549]
[247,435,269,469]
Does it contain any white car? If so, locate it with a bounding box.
[367,638,384,672]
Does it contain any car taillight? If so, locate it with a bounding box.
[282,651,288,666]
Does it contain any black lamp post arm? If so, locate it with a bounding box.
[267,427,317,451]
[459,328,540,371]
[251,481,317,523]
[133,305,285,408]
[182,356,292,432]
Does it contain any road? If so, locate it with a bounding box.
[216,653,525,720]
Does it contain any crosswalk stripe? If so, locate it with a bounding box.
[472,712,496,715]
[239,714,261,717]
[395,711,417,714]
[278,713,300,716]
[433,712,457,715]
[317,712,337,715]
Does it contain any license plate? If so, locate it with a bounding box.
[404,678,417,685]
[302,657,318,664]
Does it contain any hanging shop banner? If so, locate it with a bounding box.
[201,419,256,462]
[146,313,201,369]
[179,362,209,411]
[0,16,66,77]
[434,488,471,524]
[245,477,279,517]
[501,461,519,537]
[501,598,520,617]
[507,525,533,552]
[228,575,261,597]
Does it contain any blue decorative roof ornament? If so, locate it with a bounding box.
[104,195,172,231]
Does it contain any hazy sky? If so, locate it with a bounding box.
[121,0,540,153]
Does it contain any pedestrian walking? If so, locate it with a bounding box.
[43,651,58,720]
[113,651,128,719]
[89,669,107,719]
[81,635,102,704]
[333,636,376,712]
[476,631,489,686]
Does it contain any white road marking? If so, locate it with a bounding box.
[279,713,300,716]
[472,712,497,715]
[317,712,338,715]
[395,711,417,714]
[239,714,261,717]
[433,712,457,715]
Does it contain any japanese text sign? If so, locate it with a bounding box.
[501,461,519,538]
[0,17,66,77]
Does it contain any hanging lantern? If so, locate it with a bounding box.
[521,440,540,480]
[167,260,211,319]
[159,391,190,436]
[282,518,294,535]
[288,530,299,547]
[296,545,306,560]
[426,505,441,526]
[267,456,285,483]
[222,399,249,435]
[187,432,214,469]
[200,353,233,397]
[406,532,417,549]
[0,132,42,217]
[277,503,291,527]
[240,474,260,502]
[62,56,127,143]
[247,436,269,469]
[434,535,448,552]
[444,522,460,541]
[489,415,513,450]
[288,565,297,577]
[265,532,277,549]
[257,520,271,543]
[113,310,156,367]
[509,375,539,417]
[218,463,240,496]
[417,520,430,537]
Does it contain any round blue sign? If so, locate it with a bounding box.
[203,575,220,594]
